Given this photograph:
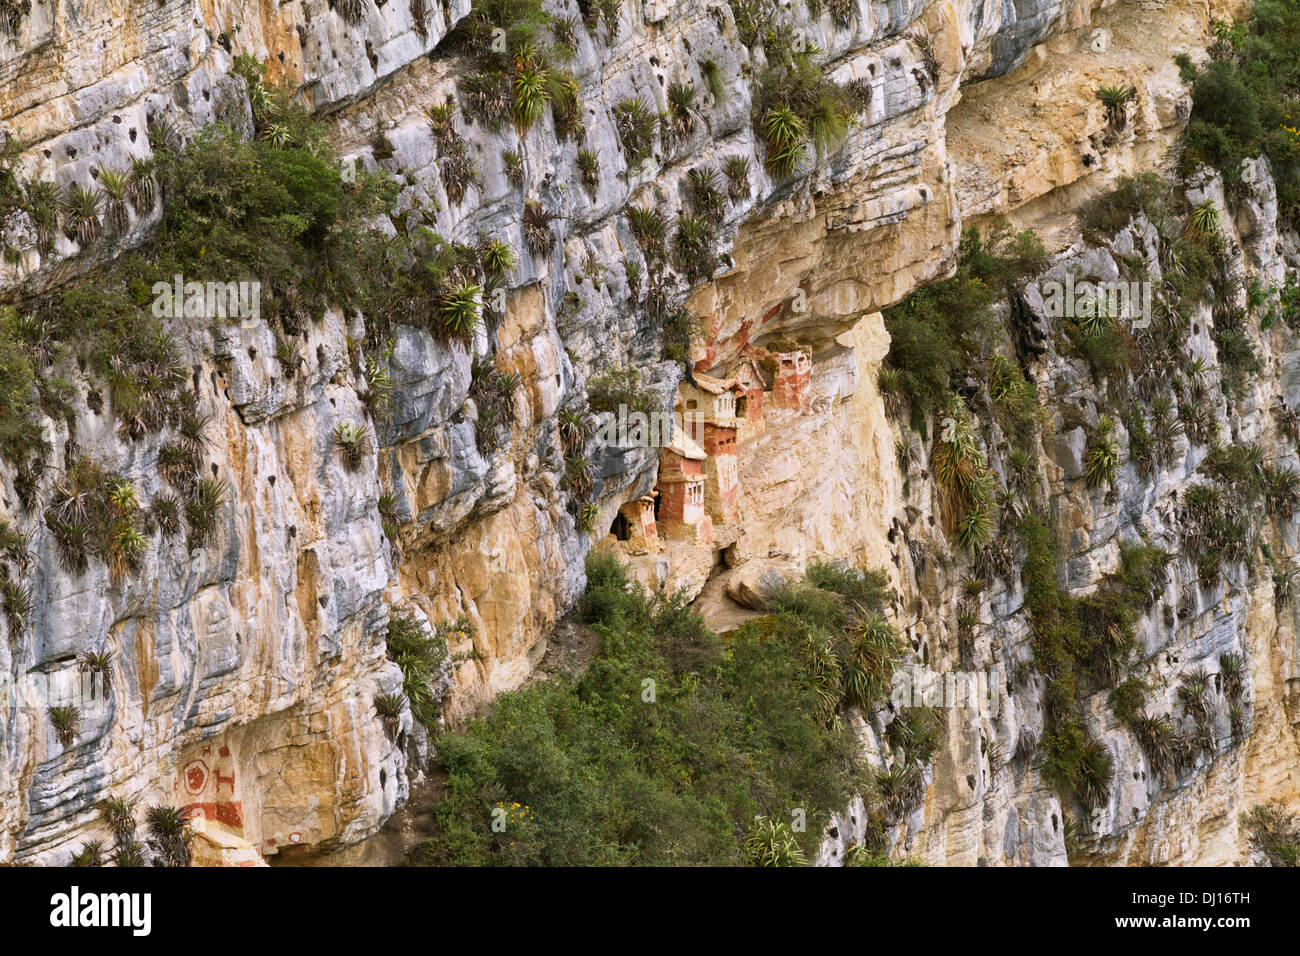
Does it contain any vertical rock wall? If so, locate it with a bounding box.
[2,0,1294,864]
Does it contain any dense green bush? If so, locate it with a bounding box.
[0,308,40,462]
[1179,2,1300,225]
[410,554,901,865]
[153,125,395,311]
[385,613,458,730]
[0,61,401,470]
[883,226,1044,431]
[585,366,655,415]
[1079,172,1165,236]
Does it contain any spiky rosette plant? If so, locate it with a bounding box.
[1084,416,1120,489]
[97,167,131,233]
[523,200,557,257]
[1097,84,1137,132]
[64,184,103,245]
[743,816,806,867]
[375,693,405,740]
[438,280,483,339]
[146,805,193,867]
[333,422,372,471]
[48,705,79,748]
[761,106,808,178]
[931,405,994,549]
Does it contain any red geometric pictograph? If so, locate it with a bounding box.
[183,760,210,796]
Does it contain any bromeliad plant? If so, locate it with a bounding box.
[612,98,658,167]
[665,81,698,149]
[743,816,806,867]
[673,213,717,283]
[1084,416,1120,489]
[760,105,807,178]
[145,804,193,867]
[64,184,103,245]
[48,704,79,748]
[627,204,667,261]
[438,280,484,339]
[333,422,372,471]
[375,693,405,739]
[931,405,994,550]
[1097,84,1138,132]
[687,166,727,225]
[511,44,552,132]
[577,147,600,199]
[523,200,557,257]
[723,154,751,201]
[97,167,132,233]
[479,239,516,280]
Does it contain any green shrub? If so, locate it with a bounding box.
[1109,677,1149,727]
[883,226,1041,430]
[586,366,654,415]
[806,562,889,609]
[1179,1,1300,227]
[1041,721,1114,811]
[411,554,871,865]
[1080,172,1165,236]
[385,612,454,730]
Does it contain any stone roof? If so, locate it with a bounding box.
[665,418,707,460]
[724,356,771,389]
[689,372,744,395]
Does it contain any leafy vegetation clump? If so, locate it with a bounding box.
[411,554,902,865]
[882,226,1045,432]
[750,28,858,177]
[0,56,400,479]
[585,366,655,416]
[1241,801,1300,866]
[1179,3,1300,226]
[1079,172,1166,236]
[384,612,460,731]
[1020,517,1167,814]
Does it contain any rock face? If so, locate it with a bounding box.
[0,0,1295,866]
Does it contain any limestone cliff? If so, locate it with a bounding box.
[0,0,1294,866]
